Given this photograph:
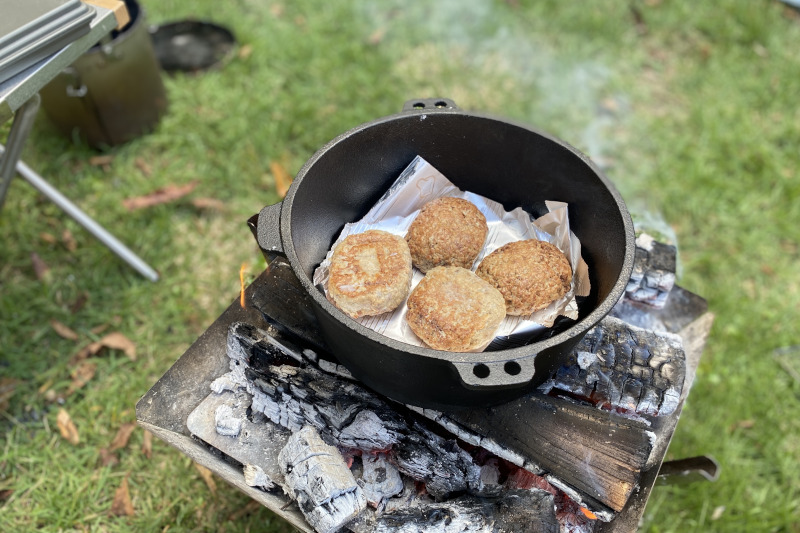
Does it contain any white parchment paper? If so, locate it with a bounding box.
[312,156,591,351]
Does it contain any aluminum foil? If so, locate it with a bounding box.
[313,156,590,352]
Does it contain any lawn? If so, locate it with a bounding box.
[2,0,799,531]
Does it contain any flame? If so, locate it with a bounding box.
[579,507,597,520]
[239,263,248,309]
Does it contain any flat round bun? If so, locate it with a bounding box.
[406,266,506,351]
[328,230,413,319]
[405,197,488,273]
[476,239,572,316]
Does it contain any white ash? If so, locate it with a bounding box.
[210,374,239,394]
[243,464,275,490]
[576,351,596,370]
[357,454,404,510]
[214,405,242,437]
[278,426,366,533]
[302,348,319,363]
[338,410,401,451]
[349,489,559,533]
[318,358,355,379]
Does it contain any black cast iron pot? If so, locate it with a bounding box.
[251,98,635,411]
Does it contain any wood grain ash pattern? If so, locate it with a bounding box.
[539,316,686,418]
[623,234,677,309]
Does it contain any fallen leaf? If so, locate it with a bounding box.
[630,4,647,34]
[269,3,284,17]
[98,332,137,361]
[57,408,80,445]
[89,155,114,167]
[37,379,54,395]
[69,341,103,366]
[0,378,18,411]
[711,505,725,520]
[69,291,90,314]
[134,157,152,177]
[90,323,109,335]
[270,161,292,198]
[68,360,97,394]
[238,43,253,59]
[31,252,51,282]
[194,463,217,495]
[367,28,386,45]
[122,181,199,211]
[142,430,153,459]
[99,448,120,467]
[109,476,135,517]
[191,197,226,211]
[110,423,137,452]
[62,229,78,252]
[40,232,57,244]
[0,489,13,502]
[730,419,755,431]
[51,319,80,341]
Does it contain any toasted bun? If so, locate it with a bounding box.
[406,266,506,351]
[328,230,413,318]
[405,197,488,273]
[476,239,572,316]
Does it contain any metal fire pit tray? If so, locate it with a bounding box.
[136,259,713,532]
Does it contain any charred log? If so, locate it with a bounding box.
[622,234,676,309]
[349,488,559,533]
[539,316,686,417]
[220,321,654,520]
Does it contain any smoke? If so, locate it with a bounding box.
[355,0,679,260]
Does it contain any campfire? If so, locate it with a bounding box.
[136,229,714,533]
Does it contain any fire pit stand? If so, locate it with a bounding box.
[136,240,713,532]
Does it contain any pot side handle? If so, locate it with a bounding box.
[450,355,537,388]
[402,98,458,112]
[248,202,285,262]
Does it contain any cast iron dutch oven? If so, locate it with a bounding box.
[251,98,635,411]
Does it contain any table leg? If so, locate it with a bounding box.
[0,94,159,282]
[0,94,40,210]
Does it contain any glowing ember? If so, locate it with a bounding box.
[240,263,248,308]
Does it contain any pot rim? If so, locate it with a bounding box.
[280,106,635,365]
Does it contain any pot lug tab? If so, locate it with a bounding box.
[451,356,537,388]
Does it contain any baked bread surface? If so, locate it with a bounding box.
[328,230,413,318]
[406,266,506,351]
[405,197,488,273]
[476,239,572,316]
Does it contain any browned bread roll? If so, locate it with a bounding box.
[476,239,572,316]
[405,197,488,273]
[406,266,506,351]
[328,230,413,318]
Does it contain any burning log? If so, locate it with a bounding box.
[216,321,651,522]
[278,425,367,533]
[538,316,686,417]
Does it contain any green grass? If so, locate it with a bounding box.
[2,0,799,531]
